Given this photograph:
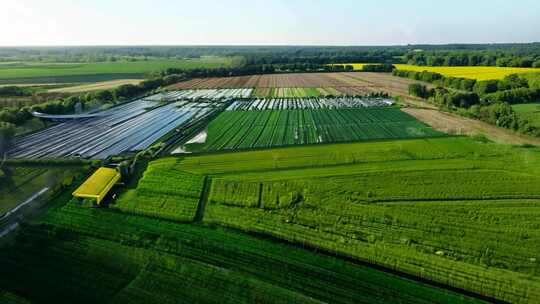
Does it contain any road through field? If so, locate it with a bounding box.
[403,107,540,146]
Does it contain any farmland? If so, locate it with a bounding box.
[8,91,238,159]
[0,57,231,84]
[114,161,205,222]
[0,193,486,304]
[195,107,444,151]
[394,64,540,80]
[150,136,540,303]
[227,97,394,110]
[168,72,421,98]
[46,79,144,93]
[334,63,540,80]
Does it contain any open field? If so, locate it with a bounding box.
[46,79,144,93]
[195,107,444,151]
[403,107,540,146]
[394,64,540,80]
[0,191,485,304]
[169,72,423,98]
[156,136,540,303]
[513,103,540,129]
[334,63,540,80]
[0,57,230,84]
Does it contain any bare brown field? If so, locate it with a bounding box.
[169,72,423,97]
[47,79,143,93]
[403,107,540,146]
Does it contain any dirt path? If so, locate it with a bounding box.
[403,106,540,146]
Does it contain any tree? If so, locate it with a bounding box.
[473,80,500,95]
[0,122,16,156]
[408,84,432,99]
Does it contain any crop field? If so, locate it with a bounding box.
[46,79,144,93]
[393,64,540,80]
[0,193,485,304]
[0,57,231,84]
[251,87,340,97]
[148,136,540,304]
[227,97,394,110]
[169,72,419,97]
[152,88,253,101]
[114,160,204,222]
[8,93,226,159]
[513,103,540,129]
[194,107,444,151]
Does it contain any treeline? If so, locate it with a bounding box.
[405,50,540,68]
[3,43,540,65]
[0,86,33,97]
[396,70,540,104]
[160,63,360,78]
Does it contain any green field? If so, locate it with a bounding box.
[0,57,230,84]
[133,137,540,303]
[195,108,444,151]
[0,187,484,304]
[114,160,204,222]
[513,103,540,129]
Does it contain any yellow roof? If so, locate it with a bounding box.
[73,167,120,203]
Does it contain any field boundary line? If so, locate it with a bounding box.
[194,176,211,223]
[201,222,508,304]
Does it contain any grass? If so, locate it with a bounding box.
[0,57,231,84]
[163,136,540,303]
[194,108,445,152]
[512,103,540,128]
[47,79,144,93]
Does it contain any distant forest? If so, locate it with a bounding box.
[1,43,540,67]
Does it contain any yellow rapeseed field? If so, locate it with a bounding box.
[394,65,540,80]
[332,63,540,80]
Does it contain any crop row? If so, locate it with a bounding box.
[0,196,482,303]
[114,160,204,222]
[148,88,253,101]
[199,139,540,304]
[227,97,394,110]
[198,108,444,151]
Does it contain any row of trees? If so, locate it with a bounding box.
[0,86,32,97]
[404,51,540,68]
[396,70,540,104]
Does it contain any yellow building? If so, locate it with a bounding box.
[72,167,121,205]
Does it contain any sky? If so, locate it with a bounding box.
[0,0,539,46]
